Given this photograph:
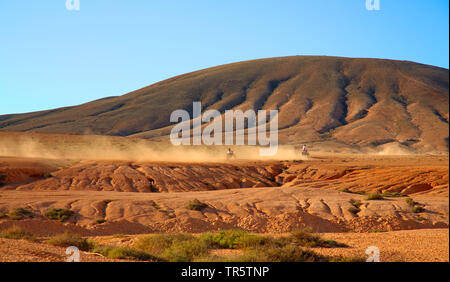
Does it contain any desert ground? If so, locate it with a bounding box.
[0,133,448,262]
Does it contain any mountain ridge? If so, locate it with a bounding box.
[0,56,448,152]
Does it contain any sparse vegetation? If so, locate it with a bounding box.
[415,215,426,221]
[349,198,362,208]
[365,193,384,200]
[0,226,35,240]
[406,197,418,207]
[381,191,405,197]
[187,199,209,211]
[340,188,366,195]
[46,232,95,251]
[289,229,347,248]
[412,206,425,213]
[45,208,74,222]
[133,233,209,262]
[348,199,362,214]
[348,206,361,215]
[91,245,161,261]
[237,245,327,262]
[94,218,106,224]
[132,229,347,262]
[405,198,425,213]
[8,207,34,220]
[199,230,249,249]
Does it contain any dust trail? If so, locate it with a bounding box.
[0,132,305,162]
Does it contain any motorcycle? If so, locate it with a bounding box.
[226,150,236,160]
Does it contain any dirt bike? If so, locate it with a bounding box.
[301,149,310,158]
[226,151,236,160]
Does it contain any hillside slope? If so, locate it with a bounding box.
[0,56,448,152]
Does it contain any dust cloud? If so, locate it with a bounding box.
[0,133,305,162]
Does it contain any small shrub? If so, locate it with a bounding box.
[199,230,249,249]
[340,188,366,195]
[381,191,405,197]
[239,245,327,262]
[94,218,106,224]
[289,229,347,248]
[413,206,425,213]
[92,245,161,261]
[405,198,417,207]
[347,206,360,215]
[8,208,34,220]
[0,226,34,240]
[163,239,210,262]
[134,233,209,262]
[187,199,208,211]
[45,208,74,222]
[134,233,194,255]
[103,200,114,204]
[46,232,95,251]
[349,198,362,208]
[365,193,384,200]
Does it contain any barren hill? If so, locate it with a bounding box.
[0,56,448,152]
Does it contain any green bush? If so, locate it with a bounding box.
[94,218,106,224]
[349,198,362,207]
[132,229,348,262]
[92,245,161,261]
[46,232,95,251]
[347,206,360,214]
[365,193,384,200]
[0,226,34,240]
[187,199,209,211]
[8,208,34,220]
[199,230,250,249]
[413,206,425,213]
[289,229,347,248]
[381,191,405,197]
[45,208,74,222]
[340,188,366,195]
[163,239,210,262]
[405,198,417,207]
[134,234,191,253]
[239,245,327,262]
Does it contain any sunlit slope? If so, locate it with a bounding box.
[0,56,448,152]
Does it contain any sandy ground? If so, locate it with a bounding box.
[315,229,449,262]
[0,238,117,262]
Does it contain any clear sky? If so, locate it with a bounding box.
[0,0,448,115]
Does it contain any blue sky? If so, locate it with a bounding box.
[0,0,448,115]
